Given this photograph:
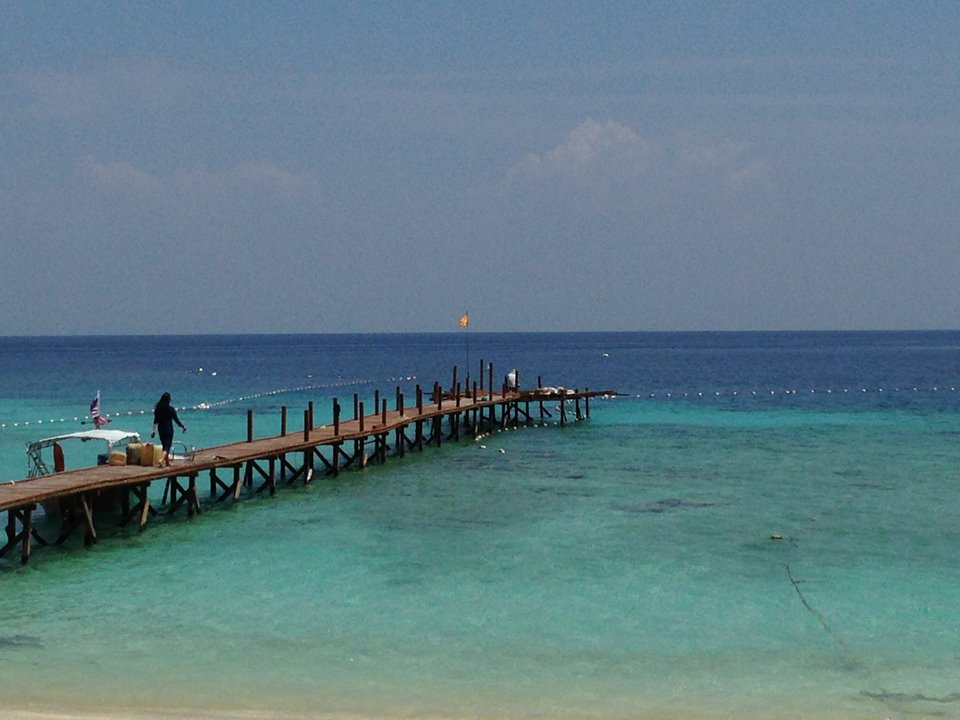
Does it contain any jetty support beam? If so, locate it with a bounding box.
[210,464,244,503]
[0,505,42,565]
[119,483,153,531]
[166,473,201,517]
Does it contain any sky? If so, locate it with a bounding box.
[1,1,958,334]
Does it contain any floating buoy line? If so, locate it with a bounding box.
[0,376,420,432]
[633,385,958,399]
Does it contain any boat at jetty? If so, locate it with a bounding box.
[26,428,142,478]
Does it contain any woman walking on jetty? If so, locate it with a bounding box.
[151,392,187,468]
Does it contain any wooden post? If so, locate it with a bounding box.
[451,366,458,396]
[436,382,442,411]
[303,450,313,484]
[538,375,542,388]
[416,385,423,414]
[585,388,590,418]
[473,382,477,402]
[333,398,341,436]
[374,390,380,419]
[5,510,14,552]
[21,508,33,565]
[396,386,403,417]
[303,410,310,442]
[381,399,387,425]
[456,382,461,408]
[353,393,359,420]
[281,406,287,436]
[575,391,582,420]
[479,358,484,390]
[247,410,254,442]
[359,402,365,433]
[488,363,494,398]
[308,401,314,429]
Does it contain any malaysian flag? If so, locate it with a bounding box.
[90,392,108,428]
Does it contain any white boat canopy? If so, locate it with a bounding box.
[27,429,141,451]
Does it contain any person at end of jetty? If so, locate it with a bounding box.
[151,392,187,468]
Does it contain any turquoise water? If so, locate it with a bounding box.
[1,333,960,718]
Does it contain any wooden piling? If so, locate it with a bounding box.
[247,410,254,442]
[281,406,287,436]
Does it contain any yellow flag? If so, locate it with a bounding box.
[459,313,469,328]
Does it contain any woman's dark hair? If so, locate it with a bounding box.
[155,392,171,412]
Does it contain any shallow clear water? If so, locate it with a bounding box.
[1,332,960,718]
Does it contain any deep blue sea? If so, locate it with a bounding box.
[1,332,960,719]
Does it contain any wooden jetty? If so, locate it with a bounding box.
[0,367,609,566]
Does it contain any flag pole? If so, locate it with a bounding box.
[459,311,470,387]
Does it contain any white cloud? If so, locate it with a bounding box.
[173,162,322,202]
[88,161,163,194]
[15,59,198,117]
[725,158,771,188]
[507,119,771,196]
[15,68,104,117]
[678,140,748,168]
[510,119,651,180]
[112,58,199,107]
